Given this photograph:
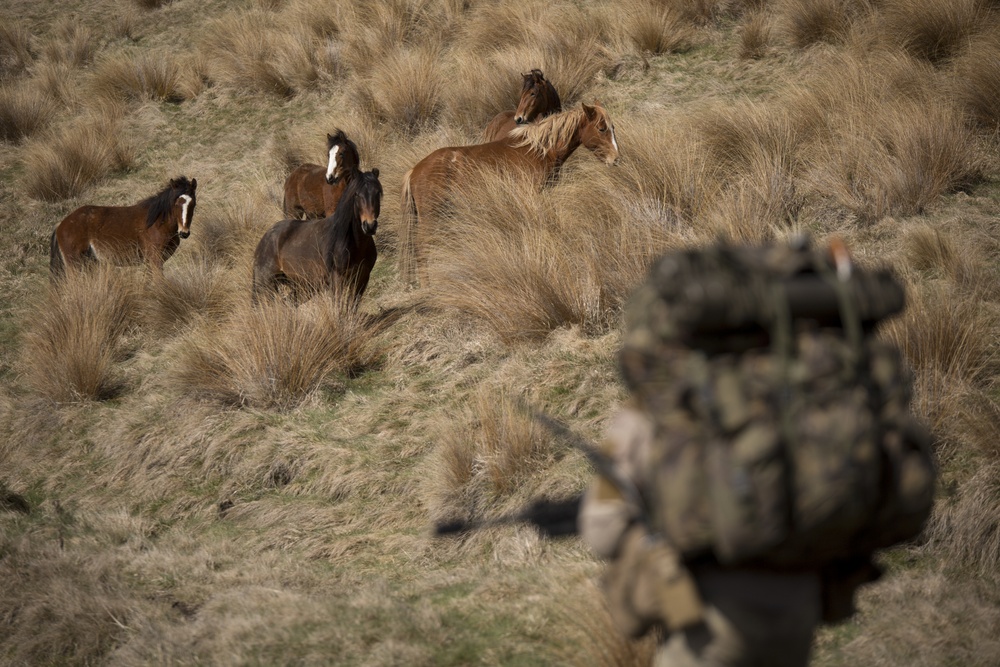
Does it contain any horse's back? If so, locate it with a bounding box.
[283,164,327,218]
[482,111,516,142]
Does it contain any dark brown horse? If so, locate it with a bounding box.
[282,129,361,219]
[481,69,562,142]
[50,176,197,278]
[399,103,619,286]
[253,168,382,305]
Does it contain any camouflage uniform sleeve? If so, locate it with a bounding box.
[578,405,653,559]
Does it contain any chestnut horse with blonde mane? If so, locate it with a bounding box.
[399,102,619,286]
[282,129,361,219]
[50,176,197,279]
[481,69,562,142]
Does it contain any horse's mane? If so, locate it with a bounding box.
[508,106,600,156]
[331,170,380,224]
[142,176,192,228]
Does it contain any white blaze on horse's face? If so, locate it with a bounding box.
[178,194,193,236]
[326,145,341,183]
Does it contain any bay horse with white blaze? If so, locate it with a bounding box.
[253,168,382,305]
[282,130,361,219]
[399,102,619,286]
[481,69,562,142]
[50,176,197,278]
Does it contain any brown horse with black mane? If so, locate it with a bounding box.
[50,176,197,278]
[481,69,562,142]
[282,129,361,219]
[253,168,382,305]
[399,102,619,286]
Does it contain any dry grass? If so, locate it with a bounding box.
[0,82,55,143]
[947,31,1000,130]
[41,18,97,68]
[171,296,387,409]
[0,19,34,78]
[22,109,140,201]
[617,0,697,55]
[141,260,236,337]
[18,266,140,402]
[355,45,445,138]
[89,50,185,103]
[777,0,863,49]
[739,10,773,59]
[879,0,988,64]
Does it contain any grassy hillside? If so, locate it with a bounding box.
[2,0,1000,664]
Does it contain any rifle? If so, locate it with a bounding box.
[432,408,640,538]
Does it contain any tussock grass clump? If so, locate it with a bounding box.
[33,61,79,105]
[880,0,986,64]
[41,19,96,68]
[132,0,173,8]
[617,0,696,55]
[356,46,445,137]
[804,99,980,222]
[142,261,235,336]
[947,32,1000,130]
[172,297,385,409]
[740,10,772,59]
[0,83,55,142]
[429,385,564,524]
[776,0,861,49]
[19,266,140,402]
[0,19,34,77]
[200,11,321,97]
[192,188,277,269]
[22,110,140,201]
[443,56,525,137]
[90,51,185,103]
[926,463,1000,576]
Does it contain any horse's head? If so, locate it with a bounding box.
[171,176,197,238]
[514,69,561,125]
[579,103,619,166]
[354,168,382,236]
[326,129,361,185]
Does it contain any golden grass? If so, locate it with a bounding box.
[0,82,55,142]
[0,18,34,78]
[776,0,863,49]
[947,31,1000,130]
[617,0,697,55]
[89,50,185,103]
[41,18,97,68]
[22,109,140,201]
[171,296,387,409]
[19,266,140,402]
[739,10,773,59]
[355,45,445,138]
[879,0,988,64]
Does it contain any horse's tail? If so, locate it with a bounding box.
[398,168,418,286]
[49,227,65,281]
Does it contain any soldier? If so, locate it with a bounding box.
[578,237,935,666]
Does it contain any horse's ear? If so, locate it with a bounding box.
[582,102,596,119]
[327,133,335,142]
[191,178,197,191]
[372,168,379,179]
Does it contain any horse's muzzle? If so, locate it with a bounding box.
[179,230,191,239]
[362,220,378,235]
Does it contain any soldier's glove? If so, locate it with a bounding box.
[603,524,705,638]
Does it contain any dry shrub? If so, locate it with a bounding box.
[22,108,140,201]
[0,19,34,78]
[0,82,55,142]
[803,99,980,222]
[19,266,140,402]
[90,50,184,103]
[740,10,773,59]
[880,0,987,64]
[616,0,696,55]
[947,31,1000,130]
[356,46,445,137]
[42,18,97,68]
[172,297,385,409]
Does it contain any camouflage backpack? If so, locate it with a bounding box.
[619,236,936,568]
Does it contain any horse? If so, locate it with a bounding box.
[50,176,197,279]
[253,168,382,306]
[481,69,562,142]
[282,129,362,219]
[399,102,619,286]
